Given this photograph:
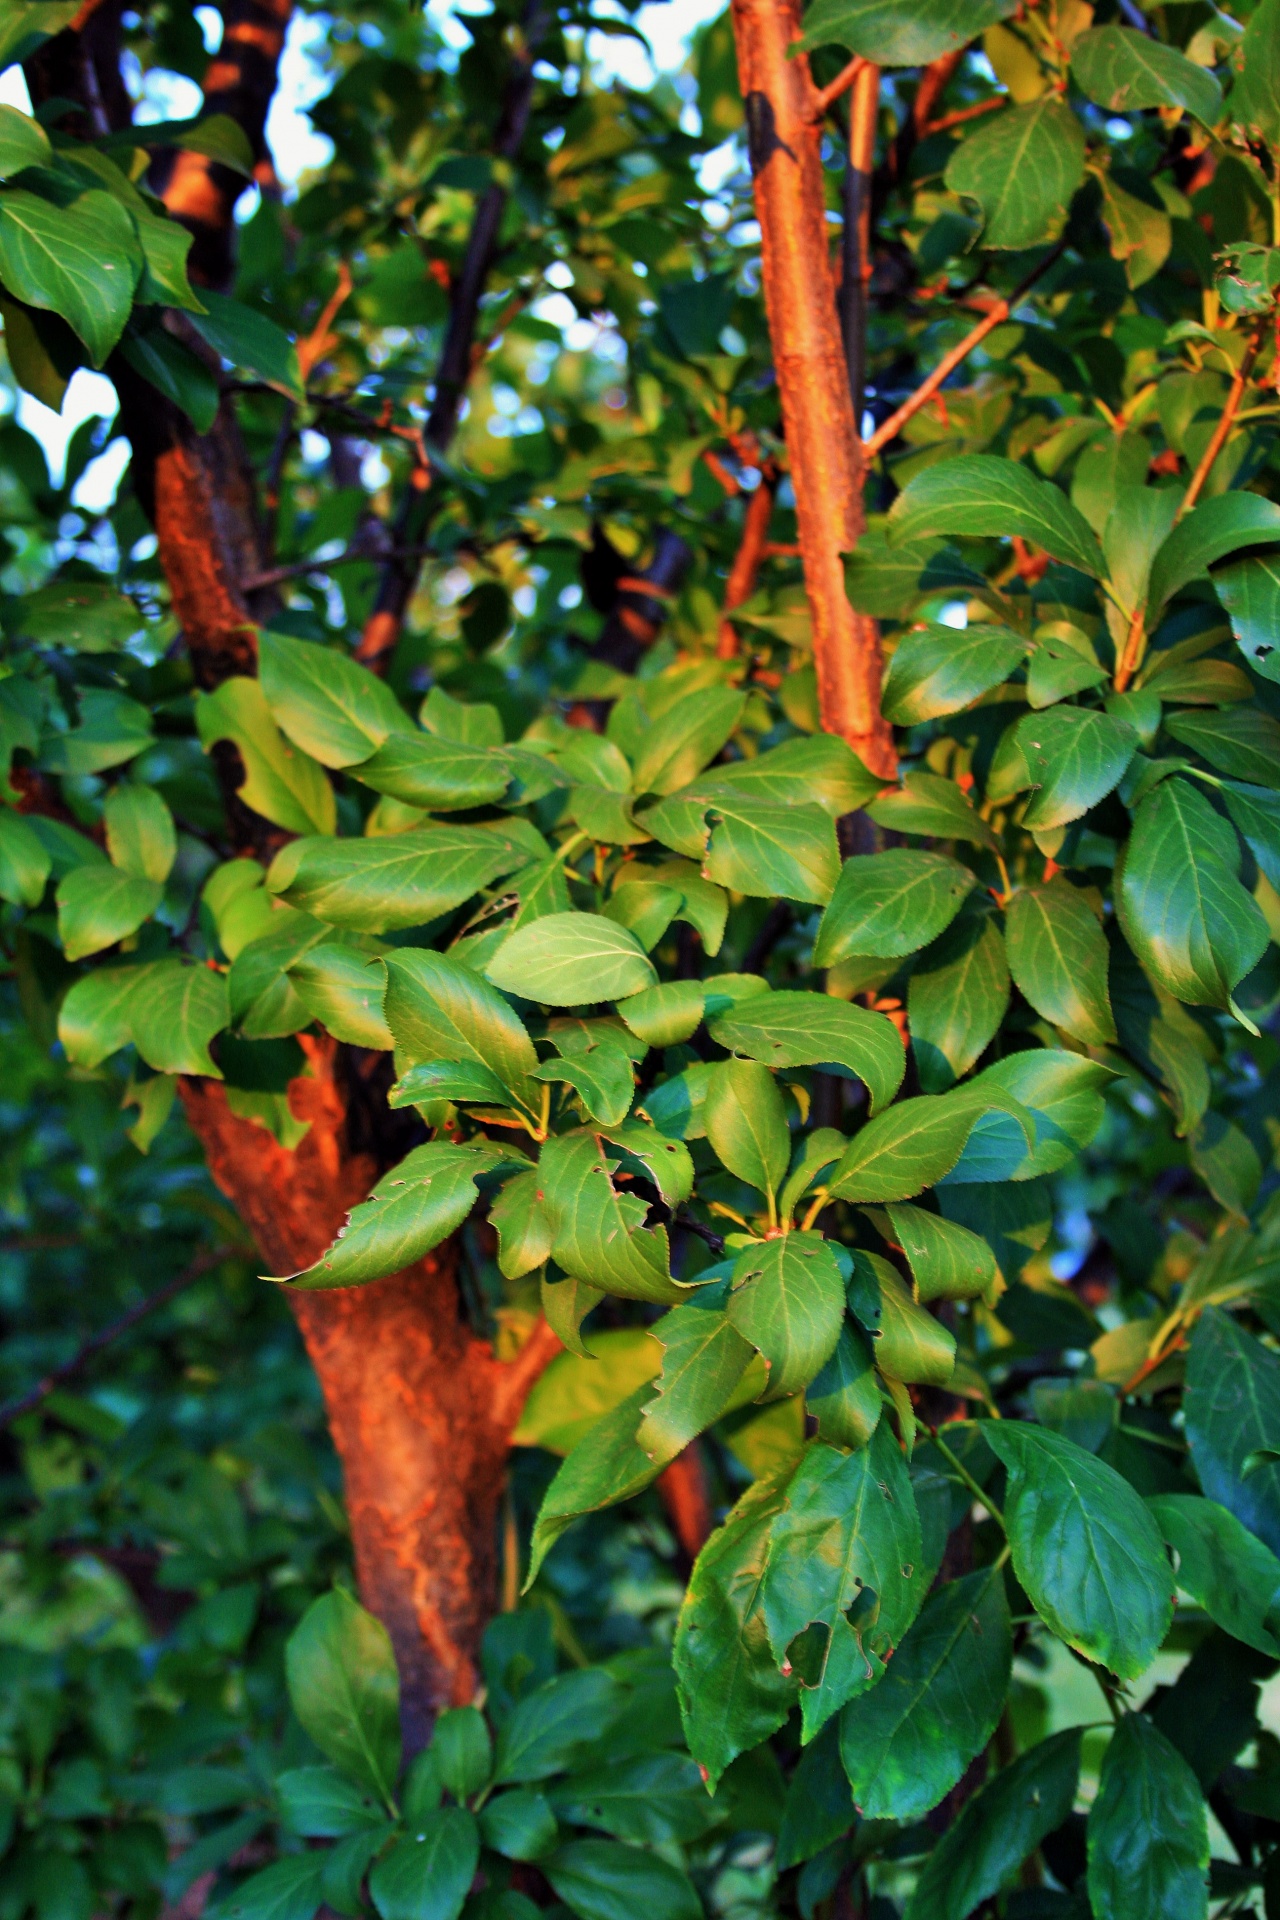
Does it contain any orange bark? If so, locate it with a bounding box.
[729,0,895,776]
[181,1040,558,1741]
[717,461,779,659]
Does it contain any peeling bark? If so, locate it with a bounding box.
[730,0,895,777]
[181,1040,559,1742]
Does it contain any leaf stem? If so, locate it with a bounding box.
[929,1427,1007,1533]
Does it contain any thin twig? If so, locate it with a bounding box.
[811,55,865,119]
[864,242,1065,457]
[718,459,780,658]
[0,1247,233,1429]
[923,95,1006,136]
[1176,318,1266,522]
[241,543,436,592]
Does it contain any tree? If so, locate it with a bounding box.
[2,0,1280,1910]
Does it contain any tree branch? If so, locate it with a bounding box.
[357,2,547,670]
[729,0,894,775]
[0,1247,233,1429]
[841,59,879,427]
[863,242,1065,457]
[717,459,779,659]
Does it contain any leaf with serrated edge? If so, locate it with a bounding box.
[1006,879,1116,1045]
[708,990,904,1114]
[815,850,977,967]
[727,1234,847,1400]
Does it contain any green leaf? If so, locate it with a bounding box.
[1099,170,1173,289]
[827,1085,1031,1204]
[543,1839,700,1920]
[391,1059,509,1108]
[13,579,143,652]
[628,685,745,796]
[951,1049,1112,1184]
[1071,25,1223,125]
[129,960,229,1077]
[276,1766,385,1839]
[983,1422,1173,1678]
[701,800,841,905]
[1146,492,1280,618]
[904,1730,1081,1920]
[188,290,303,401]
[491,1170,555,1282]
[1147,1494,1280,1657]
[844,533,991,618]
[196,679,336,837]
[725,1234,846,1400]
[0,808,50,907]
[284,1590,400,1805]
[525,1388,662,1581]
[118,323,218,432]
[288,944,394,1050]
[383,949,539,1110]
[703,1057,790,1201]
[267,825,530,932]
[368,1812,479,1920]
[353,732,512,812]
[493,1668,620,1785]
[0,106,51,177]
[57,864,163,961]
[486,912,656,1007]
[708,990,904,1115]
[431,1706,491,1800]
[881,623,1028,726]
[617,979,707,1048]
[889,455,1104,578]
[1117,777,1269,1011]
[539,1131,681,1304]
[908,902,1010,1092]
[259,631,413,768]
[1086,1714,1209,1920]
[869,1259,957,1389]
[535,1035,635,1126]
[213,1856,324,1920]
[547,1753,712,1845]
[0,287,79,407]
[104,782,177,884]
[674,1467,800,1786]
[1184,1308,1280,1558]
[228,909,327,1037]
[806,1321,882,1451]
[514,1327,661,1451]
[600,1120,695,1206]
[1005,878,1116,1045]
[1164,704,1280,789]
[282,1141,517,1289]
[945,99,1086,250]
[1231,0,1280,144]
[1214,554,1280,683]
[761,1430,923,1734]
[1026,622,1108,708]
[640,1295,757,1463]
[477,1788,558,1861]
[839,1565,1011,1821]
[798,0,1016,65]
[58,962,156,1069]
[865,770,998,851]
[814,850,976,967]
[0,187,136,365]
[40,689,154,775]
[884,1202,998,1304]
[1015,705,1137,830]
[1189,1110,1262,1217]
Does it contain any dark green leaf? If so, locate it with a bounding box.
[1006,878,1116,1045]
[129,961,229,1077]
[1117,777,1268,1011]
[188,290,303,402]
[0,187,135,364]
[1147,1493,1280,1656]
[703,1056,790,1200]
[884,1202,998,1303]
[486,912,656,1006]
[1012,705,1137,830]
[368,1812,479,1920]
[629,686,745,796]
[1086,1714,1209,1920]
[798,0,1015,65]
[639,1295,756,1463]
[814,850,976,967]
[384,949,538,1110]
[946,100,1086,250]
[840,1566,1011,1820]
[493,1669,621,1784]
[889,455,1103,578]
[431,1706,491,1800]
[118,324,218,432]
[1214,554,1280,683]
[276,1768,385,1839]
[213,1856,324,1920]
[0,104,51,176]
[284,1590,400,1805]
[0,808,50,907]
[1184,1308,1280,1557]
[904,1730,1081,1920]
[827,1084,1031,1204]
[196,679,335,836]
[1164,705,1280,789]
[543,1839,700,1920]
[354,732,512,812]
[908,902,1010,1091]
[57,865,162,962]
[477,1789,558,1861]
[1146,492,1280,618]
[865,770,998,851]
[1071,26,1223,124]
[706,990,905,1113]
[726,1233,846,1399]
[806,1321,882,1451]
[881,623,1028,725]
[539,1131,681,1304]
[259,631,412,768]
[984,1422,1174,1677]
[288,944,393,1049]
[547,1753,713,1844]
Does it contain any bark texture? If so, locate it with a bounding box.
[730,0,895,777]
[181,1039,558,1744]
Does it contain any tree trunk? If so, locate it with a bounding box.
[181,1039,558,1745]
[730,0,895,778]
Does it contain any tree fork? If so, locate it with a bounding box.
[181,1039,558,1744]
[729,0,894,776]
